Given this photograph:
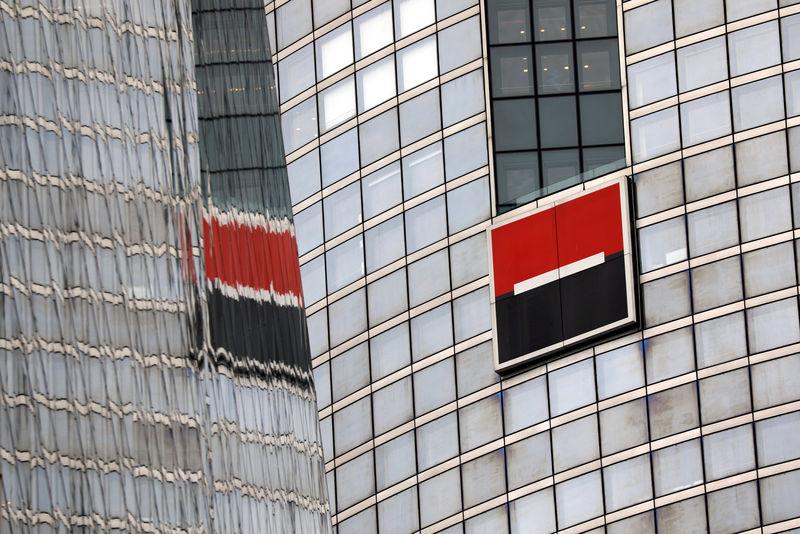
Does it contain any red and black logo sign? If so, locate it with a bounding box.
[489,178,636,371]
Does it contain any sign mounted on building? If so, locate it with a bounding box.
[488,177,637,372]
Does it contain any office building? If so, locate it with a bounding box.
[0,0,330,532]
[273,0,800,532]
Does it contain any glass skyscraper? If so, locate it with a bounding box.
[273,0,800,532]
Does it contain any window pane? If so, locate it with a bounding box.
[493,98,537,151]
[496,151,540,209]
[600,398,649,455]
[628,52,676,108]
[287,148,321,204]
[316,23,353,80]
[534,0,571,40]
[645,326,694,384]
[747,297,800,353]
[552,414,600,472]
[539,95,578,147]
[635,161,683,217]
[438,16,481,73]
[680,91,731,147]
[313,0,349,27]
[394,0,435,38]
[295,202,323,255]
[462,452,506,508]
[301,255,326,305]
[643,271,690,327]
[375,432,416,490]
[414,358,456,415]
[324,182,362,240]
[728,21,780,76]
[739,186,792,242]
[549,357,596,415]
[736,130,788,186]
[691,256,742,313]
[406,195,447,252]
[362,162,401,219]
[365,215,405,272]
[708,482,759,533]
[368,268,408,326]
[649,382,699,440]
[398,36,438,92]
[417,413,459,469]
[490,45,535,97]
[453,286,491,342]
[337,452,375,509]
[360,108,399,165]
[537,42,575,94]
[580,93,623,145]
[596,342,645,399]
[451,232,489,287]
[276,0,312,49]
[743,241,796,297]
[541,149,580,190]
[403,142,444,199]
[411,303,453,360]
[279,44,315,103]
[656,496,707,534]
[652,439,703,496]
[354,3,392,60]
[357,55,397,112]
[321,128,359,187]
[783,14,800,60]
[687,201,739,257]
[604,455,652,512]
[282,97,318,153]
[441,69,485,126]
[699,368,751,424]
[400,89,441,146]
[631,107,680,163]
[333,394,372,454]
[444,123,488,179]
[624,0,674,54]
[508,433,553,489]
[684,145,734,201]
[677,36,727,92]
[319,76,356,131]
[732,76,785,132]
[674,0,723,37]
[370,322,410,380]
[459,394,503,451]
[511,489,555,534]
[695,311,747,368]
[577,39,620,91]
[639,216,687,272]
[574,0,616,38]
[555,472,604,528]
[379,487,419,534]
[326,235,364,292]
[373,376,413,434]
[447,177,490,234]
[504,375,549,432]
[331,342,370,402]
[487,0,531,44]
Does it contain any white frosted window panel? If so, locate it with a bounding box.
[756,412,800,466]
[635,161,683,218]
[368,268,408,326]
[448,177,490,234]
[680,91,731,146]
[507,432,553,489]
[313,362,331,409]
[552,415,600,472]
[362,162,401,219]
[287,149,320,204]
[687,200,738,257]
[695,312,747,368]
[456,342,498,395]
[419,468,461,527]
[379,487,419,534]
[355,3,393,60]
[740,186,792,242]
[656,496,706,534]
[677,36,727,93]
[653,439,704,496]
[370,322,410,379]
[704,424,756,480]
[504,375,549,433]
[643,272,691,327]
[596,342,645,399]
[728,21,780,76]
[650,383,699,439]
[674,0,724,37]
[276,0,312,49]
[411,302,453,360]
[324,182,361,240]
[413,358,456,415]
[627,52,676,109]
[445,123,488,179]
[402,142,444,200]
[319,76,356,131]
[313,0,350,27]
[708,483,759,533]
[451,232,489,287]
[375,432,415,490]
[316,23,353,79]
[736,130,788,186]
[691,256,743,312]
[356,55,396,112]
[783,14,800,60]
[332,343,370,401]
[744,242,796,297]
[300,255,326,305]
[339,507,377,534]
[320,417,334,462]
[408,249,450,307]
[752,354,800,409]
[747,297,800,353]
[321,128,359,187]
[631,107,680,163]
[365,215,405,272]
[761,470,800,524]
[462,451,506,508]
[684,145,734,201]
[395,0,435,38]
[294,202,323,255]
[639,216,687,272]
[337,452,375,509]
[549,357,596,416]
[623,0,674,54]
[406,195,446,252]
[699,368,751,424]
[417,412,459,469]
[510,489,556,534]
[727,0,776,20]
[600,398,649,455]
[441,69,485,127]
[279,44,315,103]
[733,75,785,131]
[604,455,653,512]
[398,36,438,92]
[328,288,367,348]
[326,235,364,293]
[438,16,481,73]
[400,89,441,146]
[360,108,399,165]
[459,394,502,451]
[645,327,694,384]
[786,69,800,117]
[555,471,604,528]
[282,97,317,153]
[307,309,329,357]
[372,376,413,435]
[333,396,372,454]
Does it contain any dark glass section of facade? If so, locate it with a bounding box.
[487,0,625,212]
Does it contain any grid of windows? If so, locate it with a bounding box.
[274,0,800,532]
[487,0,626,213]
